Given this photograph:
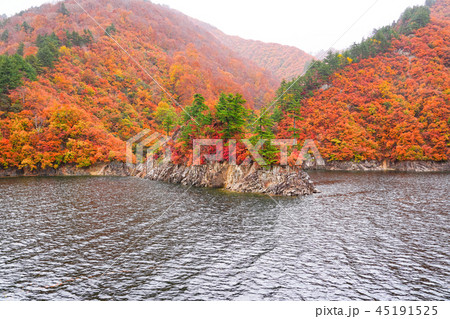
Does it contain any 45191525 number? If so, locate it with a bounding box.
[376,305,438,316]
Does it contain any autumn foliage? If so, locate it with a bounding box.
[274,0,449,162]
[171,0,449,165]
[204,26,313,81]
[0,0,448,170]
[0,0,277,169]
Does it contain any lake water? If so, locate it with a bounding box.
[0,172,448,300]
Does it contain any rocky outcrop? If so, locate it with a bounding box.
[2,158,447,196]
[139,161,317,196]
[303,159,450,172]
[0,159,316,196]
[0,161,129,177]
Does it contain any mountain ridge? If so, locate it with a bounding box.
[191,18,313,81]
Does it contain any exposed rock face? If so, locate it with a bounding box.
[140,161,317,196]
[2,159,447,196]
[303,160,450,172]
[0,161,129,177]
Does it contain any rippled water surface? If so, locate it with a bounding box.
[0,172,449,300]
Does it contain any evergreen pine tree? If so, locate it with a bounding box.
[252,108,278,165]
[1,29,9,42]
[184,93,209,124]
[58,3,70,16]
[37,45,56,68]
[16,42,24,56]
[215,93,247,139]
[21,21,32,34]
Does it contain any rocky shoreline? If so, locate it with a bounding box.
[0,161,317,196]
[0,161,130,178]
[303,160,450,172]
[136,161,317,196]
[1,160,448,196]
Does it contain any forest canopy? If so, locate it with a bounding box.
[0,0,448,170]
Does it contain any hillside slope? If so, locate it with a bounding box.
[0,0,279,169]
[202,24,312,81]
[157,0,449,166]
[275,0,449,162]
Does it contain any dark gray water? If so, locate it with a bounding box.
[0,172,449,300]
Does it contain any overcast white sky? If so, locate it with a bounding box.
[1,0,426,53]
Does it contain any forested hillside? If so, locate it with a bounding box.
[199,24,313,81]
[163,0,449,165]
[274,0,449,162]
[0,0,279,169]
[0,0,448,170]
